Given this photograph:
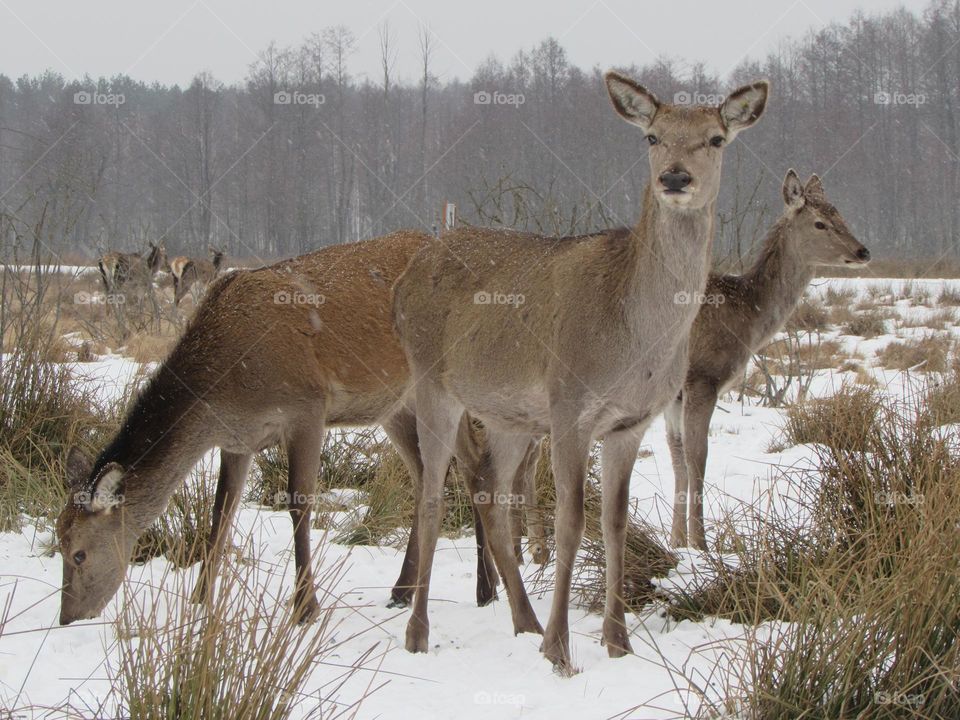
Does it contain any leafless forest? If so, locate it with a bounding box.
[0,1,958,263]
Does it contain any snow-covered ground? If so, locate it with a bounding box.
[1,277,958,718]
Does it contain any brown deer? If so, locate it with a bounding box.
[97,242,166,295]
[392,71,769,671]
[173,248,225,305]
[667,170,870,550]
[58,231,514,625]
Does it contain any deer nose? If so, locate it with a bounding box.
[856,247,871,262]
[659,170,692,191]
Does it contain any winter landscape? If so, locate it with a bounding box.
[2,1,960,718]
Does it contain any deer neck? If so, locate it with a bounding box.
[628,184,715,309]
[92,365,214,530]
[743,219,816,343]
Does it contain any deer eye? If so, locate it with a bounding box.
[710,136,724,147]
[815,221,827,230]
[73,550,87,565]
[647,135,659,146]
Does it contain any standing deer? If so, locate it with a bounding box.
[58,231,511,625]
[668,170,870,550]
[173,248,225,306]
[97,242,166,295]
[392,71,768,671]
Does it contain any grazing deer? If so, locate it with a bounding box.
[667,170,870,550]
[57,231,512,625]
[97,242,166,295]
[173,248,225,306]
[392,71,768,670]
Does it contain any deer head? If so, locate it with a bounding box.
[781,169,870,266]
[57,448,140,625]
[605,73,768,210]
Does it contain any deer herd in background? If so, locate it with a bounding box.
[96,242,225,307]
[57,70,870,673]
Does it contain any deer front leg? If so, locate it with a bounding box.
[683,380,718,552]
[191,451,253,604]
[600,427,645,657]
[541,427,590,674]
[287,422,326,623]
[664,395,689,548]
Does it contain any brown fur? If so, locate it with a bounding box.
[392,71,769,670]
[667,171,869,549]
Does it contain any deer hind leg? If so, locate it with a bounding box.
[600,425,648,658]
[517,439,548,566]
[665,394,689,548]
[191,450,253,604]
[683,380,718,552]
[541,424,591,674]
[286,419,327,623]
[452,417,501,607]
[471,429,543,639]
[383,409,428,609]
[405,383,463,653]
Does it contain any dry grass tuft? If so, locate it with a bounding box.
[785,299,829,333]
[111,531,375,719]
[877,333,951,372]
[841,311,888,338]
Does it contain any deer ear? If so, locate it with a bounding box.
[782,169,805,209]
[605,72,659,133]
[87,463,126,513]
[805,174,825,200]
[65,447,94,491]
[720,80,769,139]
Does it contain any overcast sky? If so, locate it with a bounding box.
[0,0,929,87]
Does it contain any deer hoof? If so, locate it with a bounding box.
[601,619,633,657]
[405,621,429,653]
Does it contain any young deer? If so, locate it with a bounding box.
[58,231,508,625]
[392,71,768,670]
[668,170,870,550]
[173,248,225,305]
